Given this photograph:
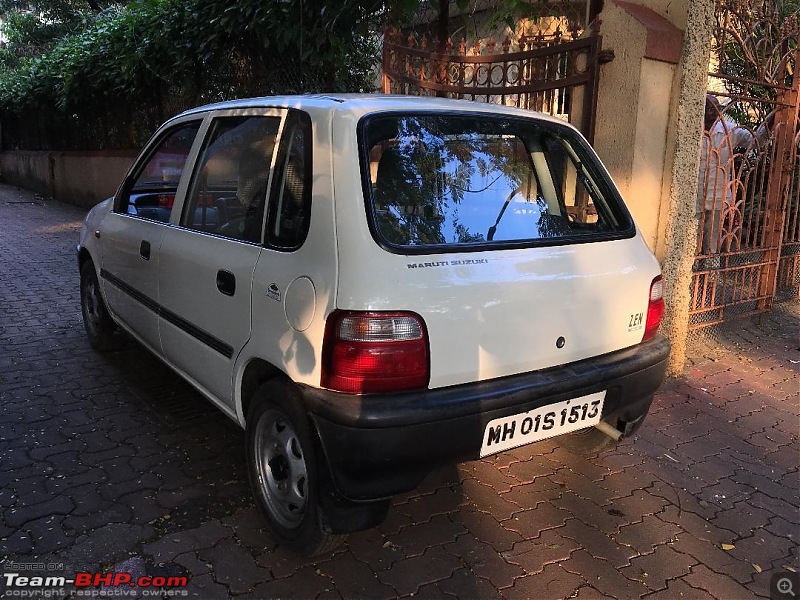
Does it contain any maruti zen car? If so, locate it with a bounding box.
[78,94,670,555]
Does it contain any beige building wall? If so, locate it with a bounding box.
[593,0,714,374]
[594,1,683,256]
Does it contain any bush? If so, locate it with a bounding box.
[0,0,383,150]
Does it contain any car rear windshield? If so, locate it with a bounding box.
[360,113,633,251]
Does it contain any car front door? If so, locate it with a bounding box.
[157,111,283,411]
[99,118,204,352]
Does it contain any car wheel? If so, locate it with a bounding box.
[80,261,119,351]
[246,380,343,556]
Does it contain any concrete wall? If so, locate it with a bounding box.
[0,150,137,209]
[594,0,684,256]
[594,0,713,374]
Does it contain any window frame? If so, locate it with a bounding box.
[113,118,205,223]
[177,114,283,245]
[264,109,314,251]
[357,110,635,255]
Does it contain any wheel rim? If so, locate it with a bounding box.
[82,275,103,336]
[253,408,308,529]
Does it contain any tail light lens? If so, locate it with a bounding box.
[643,275,665,341]
[322,310,430,394]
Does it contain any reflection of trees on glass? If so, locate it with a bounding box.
[367,114,625,247]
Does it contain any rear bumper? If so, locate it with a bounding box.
[301,335,670,502]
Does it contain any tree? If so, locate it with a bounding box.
[0,1,124,64]
[0,1,394,149]
[0,0,544,150]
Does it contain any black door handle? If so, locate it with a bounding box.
[216,270,236,296]
[139,240,151,260]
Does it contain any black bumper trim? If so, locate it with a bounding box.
[302,335,670,502]
[300,335,670,429]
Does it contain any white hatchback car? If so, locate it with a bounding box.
[78,94,669,555]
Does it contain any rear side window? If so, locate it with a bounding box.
[266,111,312,249]
[361,114,632,250]
[117,121,202,222]
[181,116,281,243]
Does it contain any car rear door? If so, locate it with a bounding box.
[99,118,204,352]
[156,110,284,411]
[340,110,662,389]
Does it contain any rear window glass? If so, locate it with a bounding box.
[361,114,632,249]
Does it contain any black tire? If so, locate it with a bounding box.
[246,380,343,556]
[80,261,120,351]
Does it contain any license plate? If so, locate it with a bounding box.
[480,391,606,457]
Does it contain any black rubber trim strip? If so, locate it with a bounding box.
[100,268,234,359]
[100,268,160,315]
[300,334,670,429]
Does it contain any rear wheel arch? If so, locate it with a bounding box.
[239,358,284,425]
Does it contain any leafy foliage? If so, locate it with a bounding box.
[0,0,386,149]
[0,0,554,150]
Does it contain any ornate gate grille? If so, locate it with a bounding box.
[381,4,601,142]
[690,0,799,329]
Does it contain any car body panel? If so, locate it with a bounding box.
[158,227,263,407]
[98,213,168,352]
[237,104,340,417]
[330,103,657,388]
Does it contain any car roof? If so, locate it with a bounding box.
[177,93,569,126]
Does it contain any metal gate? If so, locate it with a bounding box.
[381,10,602,142]
[691,1,799,329]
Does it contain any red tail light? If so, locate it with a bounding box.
[322,311,430,394]
[643,275,665,341]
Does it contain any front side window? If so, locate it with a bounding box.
[117,121,202,222]
[361,114,632,250]
[181,116,281,243]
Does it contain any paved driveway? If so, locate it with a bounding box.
[1,184,798,599]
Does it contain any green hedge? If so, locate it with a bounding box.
[0,0,383,150]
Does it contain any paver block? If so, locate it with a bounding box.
[621,543,698,590]
[501,527,580,575]
[390,514,467,557]
[559,518,642,569]
[243,565,334,600]
[444,533,526,589]
[669,533,752,585]
[376,545,461,596]
[317,549,396,599]
[683,564,753,599]
[501,563,584,600]
[614,514,682,555]
[197,538,270,595]
[439,567,504,599]
[503,500,571,538]
[561,548,651,598]
[449,507,524,553]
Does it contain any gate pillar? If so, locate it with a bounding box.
[593,1,684,255]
